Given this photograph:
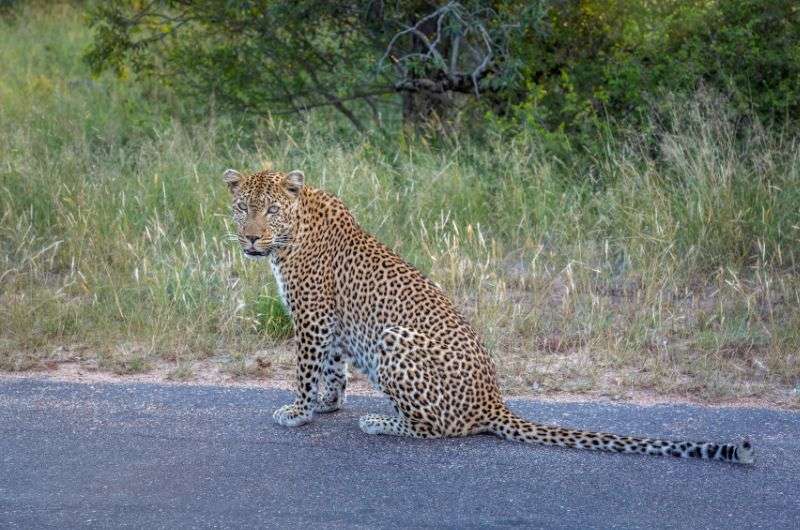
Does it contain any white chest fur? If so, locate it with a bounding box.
[269,256,290,315]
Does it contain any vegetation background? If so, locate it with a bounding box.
[1,0,799,406]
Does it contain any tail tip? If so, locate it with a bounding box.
[737,439,755,465]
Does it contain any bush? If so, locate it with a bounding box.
[502,0,800,138]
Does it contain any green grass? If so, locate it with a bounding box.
[253,293,294,340]
[1,3,799,406]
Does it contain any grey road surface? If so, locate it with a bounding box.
[1,378,798,529]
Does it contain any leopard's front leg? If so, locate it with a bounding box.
[316,341,347,413]
[273,316,334,427]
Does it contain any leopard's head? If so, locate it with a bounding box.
[222,168,305,259]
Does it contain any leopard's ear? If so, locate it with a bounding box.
[284,169,305,196]
[222,169,242,194]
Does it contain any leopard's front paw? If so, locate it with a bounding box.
[315,392,344,414]
[272,404,312,427]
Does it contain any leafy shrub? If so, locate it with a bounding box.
[502,0,800,138]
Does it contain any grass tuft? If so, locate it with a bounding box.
[253,294,294,340]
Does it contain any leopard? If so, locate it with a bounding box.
[223,167,755,465]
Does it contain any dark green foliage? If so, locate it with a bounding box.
[84,1,799,143]
[85,1,800,138]
[503,0,800,136]
[84,1,539,131]
[679,0,800,121]
[84,1,386,131]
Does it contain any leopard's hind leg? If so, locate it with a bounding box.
[356,327,450,438]
[358,414,438,438]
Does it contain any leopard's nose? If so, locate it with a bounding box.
[246,235,260,244]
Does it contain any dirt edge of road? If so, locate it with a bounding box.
[2,360,797,411]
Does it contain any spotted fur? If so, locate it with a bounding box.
[223,168,755,465]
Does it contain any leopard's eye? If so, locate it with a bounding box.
[236,200,247,212]
[267,204,279,214]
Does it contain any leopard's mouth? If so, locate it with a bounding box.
[244,248,268,257]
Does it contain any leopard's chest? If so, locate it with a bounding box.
[269,256,290,315]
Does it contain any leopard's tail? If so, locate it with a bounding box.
[488,409,754,465]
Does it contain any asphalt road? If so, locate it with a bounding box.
[1,379,798,529]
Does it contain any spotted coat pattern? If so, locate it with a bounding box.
[223,168,755,465]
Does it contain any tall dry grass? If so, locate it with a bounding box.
[1,4,798,404]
